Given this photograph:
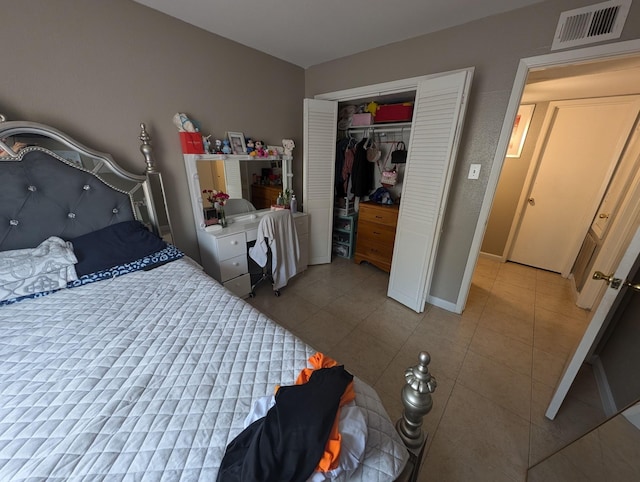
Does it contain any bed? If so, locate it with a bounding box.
[0,117,436,481]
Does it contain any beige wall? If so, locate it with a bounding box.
[0,0,304,261]
[481,102,549,256]
[305,0,640,304]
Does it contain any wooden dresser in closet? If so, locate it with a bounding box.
[251,184,281,210]
[354,202,399,273]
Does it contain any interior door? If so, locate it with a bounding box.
[546,224,640,419]
[510,96,640,275]
[387,70,473,312]
[303,98,337,265]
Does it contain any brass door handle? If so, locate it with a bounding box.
[598,213,609,219]
[593,271,640,291]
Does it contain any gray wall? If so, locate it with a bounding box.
[305,0,640,305]
[0,0,304,261]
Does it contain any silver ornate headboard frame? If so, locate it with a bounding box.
[0,115,173,251]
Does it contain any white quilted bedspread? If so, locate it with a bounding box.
[0,258,408,481]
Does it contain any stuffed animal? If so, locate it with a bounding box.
[255,140,266,157]
[222,139,232,154]
[246,138,255,153]
[202,135,212,154]
[282,139,295,157]
[172,113,197,132]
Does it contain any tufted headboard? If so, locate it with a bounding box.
[0,119,172,252]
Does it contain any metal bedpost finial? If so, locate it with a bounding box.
[396,351,437,451]
[138,123,156,173]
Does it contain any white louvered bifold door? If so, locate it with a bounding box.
[388,70,472,312]
[223,158,242,199]
[303,98,337,265]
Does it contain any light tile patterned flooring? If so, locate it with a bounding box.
[247,256,608,481]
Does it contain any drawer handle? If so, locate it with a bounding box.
[230,240,238,245]
[373,231,381,235]
[375,215,383,219]
[233,262,239,266]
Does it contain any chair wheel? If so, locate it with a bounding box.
[274,290,281,297]
[249,291,255,298]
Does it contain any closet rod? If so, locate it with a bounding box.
[347,122,411,134]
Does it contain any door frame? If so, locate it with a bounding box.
[458,39,640,313]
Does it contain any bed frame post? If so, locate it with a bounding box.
[138,123,157,173]
[397,351,436,450]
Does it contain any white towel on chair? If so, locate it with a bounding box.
[249,210,300,290]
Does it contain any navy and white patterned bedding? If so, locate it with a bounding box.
[0,258,408,481]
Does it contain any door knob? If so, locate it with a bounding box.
[592,271,622,289]
[598,213,609,219]
[528,198,535,206]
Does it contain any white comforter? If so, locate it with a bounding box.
[0,258,408,481]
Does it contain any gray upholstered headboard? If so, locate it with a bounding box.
[0,119,172,251]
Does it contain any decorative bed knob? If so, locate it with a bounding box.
[396,351,437,451]
[28,185,37,192]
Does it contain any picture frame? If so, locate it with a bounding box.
[506,104,535,158]
[227,131,246,154]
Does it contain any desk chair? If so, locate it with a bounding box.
[248,210,300,297]
[224,198,256,216]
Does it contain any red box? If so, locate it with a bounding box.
[375,103,414,123]
[179,132,204,154]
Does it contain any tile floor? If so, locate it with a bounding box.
[247,256,609,481]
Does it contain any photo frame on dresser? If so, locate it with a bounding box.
[227,131,246,154]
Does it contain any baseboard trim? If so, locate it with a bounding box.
[479,251,504,262]
[426,295,460,314]
[592,356,618,417]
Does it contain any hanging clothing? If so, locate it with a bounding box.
[335,137,350,198]
[351,138,374,197]
[216,366,354,482]
[249,210,300,290]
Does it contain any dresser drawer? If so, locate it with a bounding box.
[358,204,399,227]
[356,225,396,259]
[220,253,248,282]
[294,215,309,236]
[217,232,246,260]
[223,273,251,298]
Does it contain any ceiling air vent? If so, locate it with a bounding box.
[551,0,631,50]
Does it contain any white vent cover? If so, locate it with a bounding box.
[551,0,631,50]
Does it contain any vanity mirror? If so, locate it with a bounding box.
[528,400,640,481]
[184,153,293,228]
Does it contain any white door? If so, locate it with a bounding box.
[510,96,640,275]
[303,99,337,265]
[546,224,640,419]
[387,70,473,312]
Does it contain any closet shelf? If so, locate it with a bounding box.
[347,122,411,134]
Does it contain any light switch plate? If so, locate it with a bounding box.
[468,163,481,180]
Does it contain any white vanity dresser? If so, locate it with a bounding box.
[198,212,308,297]
[183,153,308,297]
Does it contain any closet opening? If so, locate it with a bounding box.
[332,91,415,268]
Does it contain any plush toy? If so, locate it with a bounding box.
[255,140,267,157]
[246,138,255,153]
[282,138,295,157]
[222,139,232,154]
[202,135,212,154]
[172,113,198,132]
